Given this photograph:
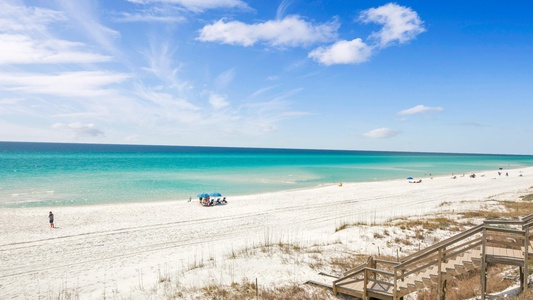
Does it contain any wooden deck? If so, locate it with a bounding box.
[327,214,533,300]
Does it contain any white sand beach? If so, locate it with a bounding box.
[1,167,532,299]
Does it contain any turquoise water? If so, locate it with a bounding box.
[1,142,533,208]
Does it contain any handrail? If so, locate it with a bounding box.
[399,224,484,264]
[362,267,394,277]
[523,220,533,230]
[374,259,400,266]
[484,227,525,235]
[333,214,533,299]
[484,219,524,225]
[340,256,372,277]
[521,213,533,222]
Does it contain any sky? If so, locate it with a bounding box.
[1,0,532,155]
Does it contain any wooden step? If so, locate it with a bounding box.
[454,264,467,274]
[463,261,476,271]
[445,267,458,276]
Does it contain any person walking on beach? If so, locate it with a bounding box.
[49,211,54,228]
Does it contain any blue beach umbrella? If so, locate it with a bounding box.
[210,192,222,197]
[406,177,413,180]
[197,193,210,198]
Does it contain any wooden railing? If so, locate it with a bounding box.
[333,214,533,300]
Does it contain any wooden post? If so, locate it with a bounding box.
[481,227,487,300]
[437,248,443,300]
[372,257,377,281]
[524,227,529,292]
[393,267,398,300]
[441,247,447,300]
[442,279,447,300]
[363,268,368,300]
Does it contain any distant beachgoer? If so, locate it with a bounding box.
[49,211,54,228]
[188,197,191,202]
[506,172,509,176]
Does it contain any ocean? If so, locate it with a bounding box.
[1,142,533,208]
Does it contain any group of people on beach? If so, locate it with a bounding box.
[198,196,227,206]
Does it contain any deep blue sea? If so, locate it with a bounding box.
[1,142,533,208]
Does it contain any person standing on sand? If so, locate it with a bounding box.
[49,211,54,228]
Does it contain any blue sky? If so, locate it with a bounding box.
[1,0,532,154]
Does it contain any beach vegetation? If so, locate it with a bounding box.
[393,216,462,232]
[438,201,452,207]
[520,193,533,201]
[198,279,330,300]
[416,264,515,300]
[334,220,366,232]
[460,199,533,220]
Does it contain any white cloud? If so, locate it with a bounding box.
[276,0,293,19]
[209,93,229,110]
[398,105,443,115]
[197,15,338,47]
[126,0,248,13]
[0,2,66,33]
[113,11,186,23]
[308,38,372,65]
[214,69,235,90]
[0,71,130,98]
[141,41,191,91]
[0,34,111,65]
[360,3,425,47]
[52,122,105,139]
[134,84,200,111]
[363,128,399,139]
[0,3,114,66]
[307,3,424,66]
[55,1,121,58]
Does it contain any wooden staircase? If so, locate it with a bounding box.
[328,214,533,300]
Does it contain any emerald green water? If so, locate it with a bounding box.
[1,142,532,208]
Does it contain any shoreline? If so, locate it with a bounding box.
[4,163,530,209]
[1,166,532,298]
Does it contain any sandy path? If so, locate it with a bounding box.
[0,168,531,299]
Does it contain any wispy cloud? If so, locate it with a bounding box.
[209,93,229,110]
[126,0,249,13]
[398,105,443,115]
[250,85,278,98]
[0,2,65,32]
[0,34,110,65]
[276,0,293,19]
[197,15,339,47]
[0,71,130,98]
[113,10,186,23]
[363,128,400,138]
[140,41,191,91]
[360,3,425,48]
[52,122,105,139]
[0,3,111,65]
[56,1,121,58]
[214,69,235,90]
[133,84,199,111]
